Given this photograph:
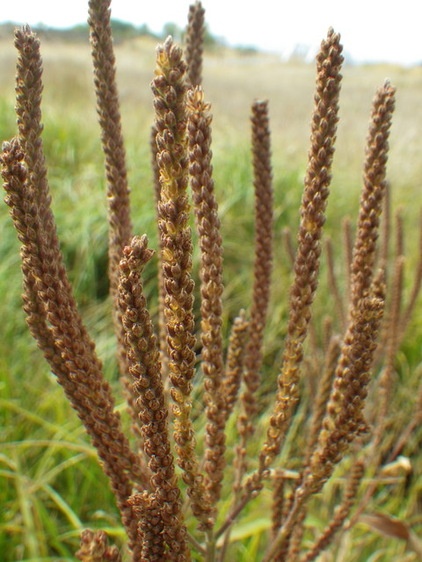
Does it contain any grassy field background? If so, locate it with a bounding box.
[0,31,421,561]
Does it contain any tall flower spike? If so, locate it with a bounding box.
[151,123,170,380]
[152,37,211,528]
[257,27,343,480]
[350,81,395,309]
[240,99,274,433]
[185,1,205,87]
[88,0,138,434]
[235,99,274,505]
[6,28,147,552]
[1,140,142,557]
[351,213,406,529]
[264,275,385,561]
[88,0,132,275]
[187,86,226,511]
[13,28,68,382]
[118,235,189,559]
[310,271,386,489]
[129,492,167,562]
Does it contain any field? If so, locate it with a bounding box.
[0,29,421,561]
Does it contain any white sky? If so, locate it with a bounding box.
[1,0,421,66]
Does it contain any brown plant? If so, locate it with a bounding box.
[1,3,421,561]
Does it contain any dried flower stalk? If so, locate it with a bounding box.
[118,235,189,559]
[309,272,385,489]
[264,274,385,561]
[4,29,149,555]
[240,99,274,429]
[233,98,274,514]
[88,0,144,452]
[350,81,395,309]
[151,123,171,380]
[255,26,343,485]
[88,0,132,280]
[185,1,205,87]
[2,136,143,556]
[187,86,226,512]
[152,37,211,528]
[2,5,421,560]
[76,529,122,562]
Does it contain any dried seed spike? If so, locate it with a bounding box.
[88,0,132,279]
[185,1,205,87]
[265,274,385,561]
[350,80,395,310]
[14,27,46,197]
[234,99,274,507]
[1,137,58,368]
[88,0,132,264]
[131,492,167,561]
[187,86,226,510]
[76,529,122,562]
[241,99,274,428]
[310,273,386,489]
[118,236,188,557]
[7,28,149,553]
[152,38,212,529]
[151,124,170,381]
[88,0,137,452]
[259,27,343,477]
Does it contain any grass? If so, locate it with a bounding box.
[0,33,421,560]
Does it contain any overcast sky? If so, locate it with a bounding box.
[1,0,421,66]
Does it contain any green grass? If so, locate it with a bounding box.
[0,35,421,561]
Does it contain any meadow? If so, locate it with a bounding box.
[0,25,421,562]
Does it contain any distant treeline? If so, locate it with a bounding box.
[0,19,248,50]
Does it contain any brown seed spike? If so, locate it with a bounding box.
[185,1,206,87]
[152,38,212,530]
[187,86,226,511]
[88,0,137,457]
[259,27,343,476]
[350,81,395,310]
[5,28,147,553]
[76,529,122,562]
[118,236,188,556]
[241,99,274,429]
